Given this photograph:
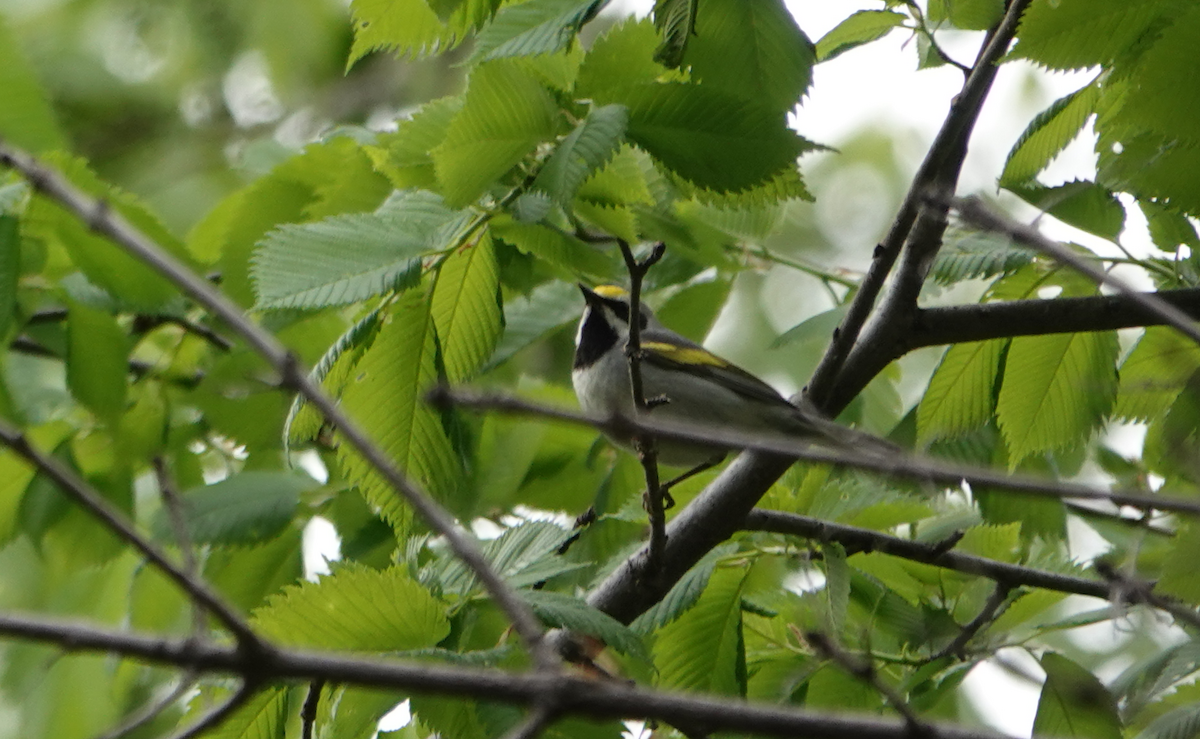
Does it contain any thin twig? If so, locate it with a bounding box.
[743,510,1123,601]
[0,141,550,667]
[617,240,670,579]
[928,583,1014,662]
[806,630,928,732]
[1095,562,1200,631]
[805,0,1032,408]
[0,611,1017,739]
[165,681,259,739]
[952,197,1200,347]
[91,670,198,739]
[0,418,261,648]
[301,679,325,739]
[500,703,557,739]
[153,458,207,637]
[431,387,1200,518]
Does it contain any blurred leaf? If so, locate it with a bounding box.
[490,217,614,276]
[520,589,650,661]
[486,281,582,369]
[151,471,316,546]
[576,18,664,100]
[348,0,502,63]
[1010,0,1173,71]
[254,563,449,650]
[1159,522,1200,602]
[631,543,736,634]
[1034,653,1122,739]
[0,16,66,153]
[815,10,906,62]
[201,687,289,739]
[1115,327,1200,422]
[368,97,463,191]
[1140,200,1200,252]
[66,302,128,425]
[0,216,17,340]
[930,229,1037,285]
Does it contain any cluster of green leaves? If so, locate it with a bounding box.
[2,0,1200,738]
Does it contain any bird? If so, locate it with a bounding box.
[571,284,890,477]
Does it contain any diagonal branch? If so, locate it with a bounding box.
[0,141,550,666]
[0,419,261,649]
[927,582,1014,662]
[0,611,1016,739]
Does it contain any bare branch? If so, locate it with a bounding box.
[928,583,1014,662]
[432,388,1200,519]
[154,458,208,638]
[92,670,198,739]
[165,681,258,739]
[0,611,1016,739]
[744,510,1117,601]
[806,630,928,732]
[617,240,670,578]
[805,0,1032,407]
[500,704,557,739]
[0,418,261,648]
[301,680,325,739]
[952,197,1200,346]
[0,141,549,665]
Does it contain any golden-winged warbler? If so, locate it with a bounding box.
[572,284,883,468]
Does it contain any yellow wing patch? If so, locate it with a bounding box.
[643,342,729,368]
[592,285,629,299]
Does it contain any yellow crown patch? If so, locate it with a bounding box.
[592,285,629,299]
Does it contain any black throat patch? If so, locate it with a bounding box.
[574,307,620,369]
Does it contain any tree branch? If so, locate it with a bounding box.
[927,582,1013,662]
[0,141,550,666]
[0,418,261,649]
[617,240,670,579]
[0,611,1015,739]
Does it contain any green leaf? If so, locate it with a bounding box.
[1114,327,1200,422]
[997,324,1118,466]
[1011,0,1177,71]
[532,104,629,205]
[1140,200,1200,252]
[0,16,66,153]
[0,216,17,341]
[432,61,558,207]
[252,190,468,310]
[917,339,1004,444]
[66,302,128,425]
[680,0,814,113]
[944,0,1003,30]
[151,471,316,546]
[575,18,665,101]
[1135,700,1200,739]
[1158,522,1200,603]
[815,10,906,62]
[651,0,698,68]
[1005,180,1125,241]
[339,291,461,531]
[24,154,187,310]
[471,0,605,62]
[200,687,289,739]
[520,590,650,661]
[1034,653,1122,739]
[631,542,736,634]
[254,563,449,650]
[654,566,747,695]
[486,281,583,369]
[433,520,583,593]
[930,229,1037,285]
[823,542,849,635]
[617,83,806,193]
[490,217,614,276]
[347,0,502,64]
[1000,83,1101,186]
[368,97,463,191]
[432,235,503,382]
